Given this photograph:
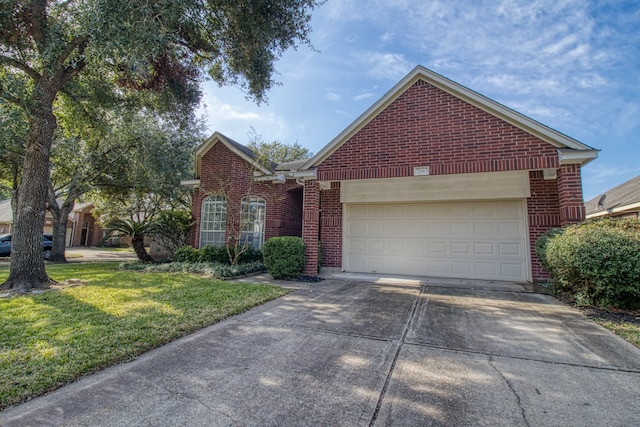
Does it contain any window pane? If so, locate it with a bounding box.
[240,196,266,249]
[200,196,227,248]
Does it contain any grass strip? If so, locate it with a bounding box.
[0,262,288,410]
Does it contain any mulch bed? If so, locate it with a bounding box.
[578,306,640,325]
[295,275,324,283]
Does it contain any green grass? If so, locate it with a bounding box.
[0,262,289,410]
[594,320,640,349]
[91,247,134,252]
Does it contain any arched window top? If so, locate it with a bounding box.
[203,195,226,203]
[242,195,266,204]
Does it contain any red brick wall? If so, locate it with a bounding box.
[527,171,561,280]
[315,79,580,281]
[320,182,342,268]
[317,80,559,181]
[557,164,585,225]
[302,181,320,274]
[191,142,302,248]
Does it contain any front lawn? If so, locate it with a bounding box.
[0,262,288,410]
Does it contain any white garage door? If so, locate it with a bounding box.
[344,200,528,281]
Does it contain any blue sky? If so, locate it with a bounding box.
[197,0,640,201]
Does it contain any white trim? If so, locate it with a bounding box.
[301,66,597,170]
[558,148,599,165]
[181,179,200,188]
[586,201,640,219]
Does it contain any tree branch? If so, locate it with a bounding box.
[0,55,41,80]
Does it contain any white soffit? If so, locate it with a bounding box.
[340,171,530,204]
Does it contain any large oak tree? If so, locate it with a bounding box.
[0,0,319,293]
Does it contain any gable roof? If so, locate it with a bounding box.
[194,132,271,178]
[585,175,640,218]
[300,65,598,170]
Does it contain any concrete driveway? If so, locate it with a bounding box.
[2,275,639,426]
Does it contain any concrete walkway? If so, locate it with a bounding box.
[2,275,639,426]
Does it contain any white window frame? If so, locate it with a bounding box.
[199,195,227,248]
[240,196,266,250]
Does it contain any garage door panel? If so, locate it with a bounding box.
[476,262,497,277]
[498,243,522,256]
[344,200,528,281]
[498,221,522,236]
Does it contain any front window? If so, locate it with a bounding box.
[200,195,227,248]
[240,196,266,249]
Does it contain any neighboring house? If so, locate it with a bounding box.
[70,202,106,247]
[0,199,74,245]
[184,66,598,282]
[585,175,640,219]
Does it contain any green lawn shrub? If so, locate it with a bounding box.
[262,236,306,279]
[200,245,229,263]
[534,227,562,271]
[173,246,202,263]
[541,218,640,309]
[173,245,263,265]
[120,261,265,278]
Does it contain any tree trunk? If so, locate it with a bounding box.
[46,184,79,263]
[49,205,73,263]
[0,83,58,293]
[132,235,154,263]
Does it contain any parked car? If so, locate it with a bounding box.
[0,234,53,260]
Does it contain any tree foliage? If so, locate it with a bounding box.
[246,128,312,169]
[0,0,320,292]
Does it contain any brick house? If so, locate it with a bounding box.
[585,175,640,219]
[185,66,598,282]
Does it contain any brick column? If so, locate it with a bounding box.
[557,164,585,225]
[302,181,320,275]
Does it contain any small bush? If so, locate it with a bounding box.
[119,261,266,279]
[541,218,640,309]
[173,246,202,263]
[238,246,263,264]
[200,245,229,264]
[534,227,562,272]
[172,245,262,265]
[262,237,306,280]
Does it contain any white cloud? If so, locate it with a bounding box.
[326,92,340,101]
[380,32,395,43]
[353,92,374,101]
[356,51,412,80]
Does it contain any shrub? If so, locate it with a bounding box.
[173,246,202,263]
[238,246,263,264]
[119,261,266,279]
[542,218,640,309]
[534,227,562,272]
[199,245,229,264]
[262,236,306,280]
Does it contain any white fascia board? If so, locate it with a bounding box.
[558,149,599,166]
[254,169,317,182]
[181,179,200,188]
[586,202,640,219]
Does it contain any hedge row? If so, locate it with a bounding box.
[535,218,640,309]
[172,237,307,281]
[173,245,263,265]
[120,261,266,279]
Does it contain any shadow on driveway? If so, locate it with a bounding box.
[2,275,639,426]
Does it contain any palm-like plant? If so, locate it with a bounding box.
[105,219,157,263]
